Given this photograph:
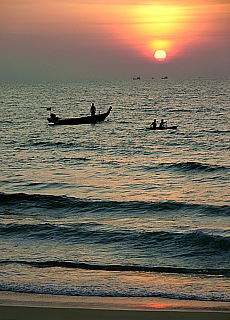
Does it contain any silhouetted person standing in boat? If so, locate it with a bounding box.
[90,103,96,117]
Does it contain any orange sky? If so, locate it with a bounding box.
[0,0,229,81]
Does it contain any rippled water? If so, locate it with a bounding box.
[0,79,229,302]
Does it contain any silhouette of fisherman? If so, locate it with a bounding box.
[151,119,157,129]
[90,103,96,117]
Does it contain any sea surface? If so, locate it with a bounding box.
[0,79,229,303]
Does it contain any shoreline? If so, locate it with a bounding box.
[0,291,229,310]
[0,292,229,320]
[0,291,230,310]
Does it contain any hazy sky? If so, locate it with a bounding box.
[1,0,230,81]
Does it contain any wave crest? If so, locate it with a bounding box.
[168,161,228,172]
[1,259,229,277]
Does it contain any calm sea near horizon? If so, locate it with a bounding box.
[0,78,229,304]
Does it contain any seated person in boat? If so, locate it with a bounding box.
[159,119,167,129]
[50,113,56,119]
[50,113,59,123]
[90,103,96,116]
[150,119,157,129]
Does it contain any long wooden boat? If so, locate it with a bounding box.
[147,125,178,130]
[47,107,112,125]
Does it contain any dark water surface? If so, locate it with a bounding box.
[0,79,229,301]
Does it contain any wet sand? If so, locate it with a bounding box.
[0,292,229,320]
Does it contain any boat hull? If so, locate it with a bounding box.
[147,125,178,130]
[47,107,112,125]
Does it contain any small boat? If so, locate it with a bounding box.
[147,125,178,130]
[47,107,112,125]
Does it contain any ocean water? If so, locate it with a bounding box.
[0,79,229,303]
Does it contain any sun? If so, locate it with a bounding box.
[154,49,167,61]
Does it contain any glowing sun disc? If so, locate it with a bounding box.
[154,50,167,61]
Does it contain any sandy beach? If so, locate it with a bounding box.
[0,292,229,320]
[1,305,230,320]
